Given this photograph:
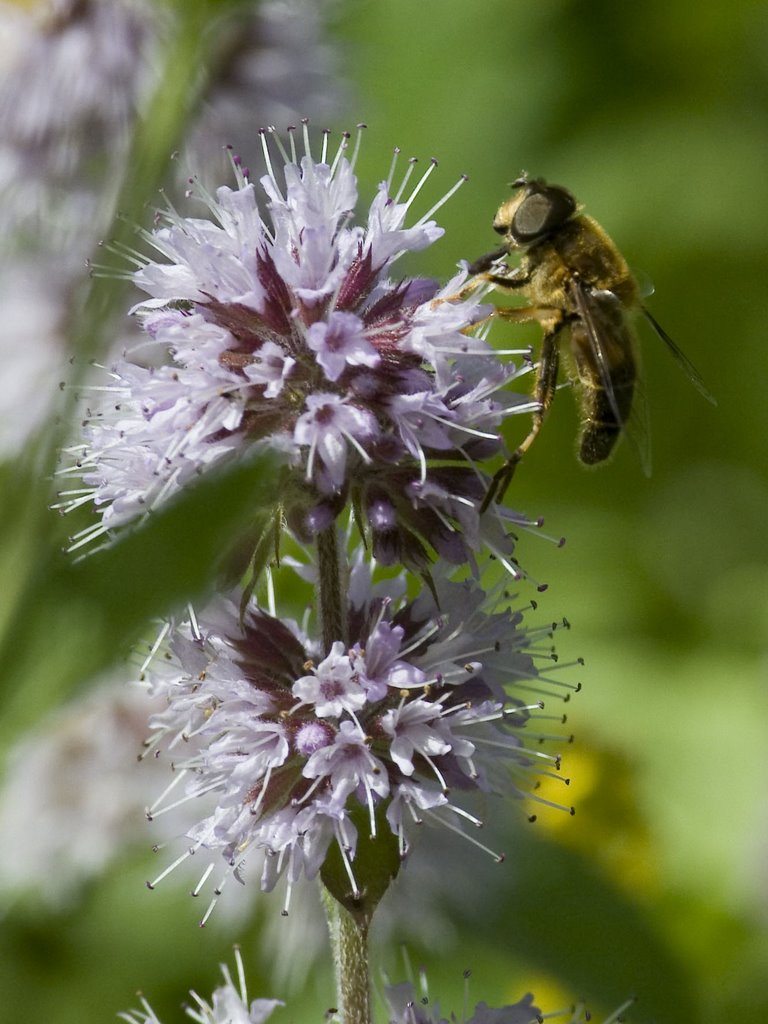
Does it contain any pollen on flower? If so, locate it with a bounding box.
[58,124,533,566]
[295,721,334,755]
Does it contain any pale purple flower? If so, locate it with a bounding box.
[242,341,296,397]
[0,0,153,248]
[383,982,637,1024]
[119,948,283,1024]
[303,719,390,807]
[380,700,454,776]
[365,180,443,266]
[293,392,380,488]
[142,557,570,920]
[0,0,341,250]
[292,641,368,717]
[383,980,539,1024]
[354,620,425,701]
[305,310,380,381]
[387,391,457,460]
[0,0,154,459]
[0,0,344,460]
[61,126,533,563]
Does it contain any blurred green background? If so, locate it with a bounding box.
[1,0,767,1021]
[344,2,768,1020]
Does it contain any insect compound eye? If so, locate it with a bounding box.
[511,184,577,243]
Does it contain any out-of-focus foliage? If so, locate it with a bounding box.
[0,1,766,1022]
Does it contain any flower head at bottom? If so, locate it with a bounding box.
[142,560,574,921]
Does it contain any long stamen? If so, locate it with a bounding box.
[286,123,298,163]
[402,157,438,211]
[417,173,469,225]
[258,127,279,190]
[301,118,313,161]
[425,807,505,862]
[393,156,418,204]
[330,130,351,176]
[146,844,200,889]
[190,861,215,897]
[348,123,366,171]
[386,146,401,191]
[336,828,361,898]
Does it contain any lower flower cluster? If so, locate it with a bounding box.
[119,949,635,1024]
[119,948,282,1024]
[141,557,567,919]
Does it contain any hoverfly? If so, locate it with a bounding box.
[467,175,715,507]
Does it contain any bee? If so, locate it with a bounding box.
[468,175,715,507]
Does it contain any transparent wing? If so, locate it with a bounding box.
[642,306,717,406]
[569,280,625,423]
[569,280,652,475]
[624,374,653,478]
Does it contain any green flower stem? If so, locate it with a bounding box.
[321,884,372,1024]
[317,524,370,1022]
[316,524,349,651]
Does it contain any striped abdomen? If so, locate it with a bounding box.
[569,296,636,465]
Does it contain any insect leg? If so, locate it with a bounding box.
[432,266,531,313]
[483,267,531,291]
[467,245,508,275]
[482,315,564,510]
[438,272,538,344]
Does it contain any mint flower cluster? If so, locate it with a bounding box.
[62,126,568,925]
[59,123,580,1023]
[142,558,554,918]
[119,949,635,1024]
[62,126,530,569]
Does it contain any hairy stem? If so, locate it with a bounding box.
[321,885,372,1024]
[317,526,368,1021]
[316,524,348,651]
